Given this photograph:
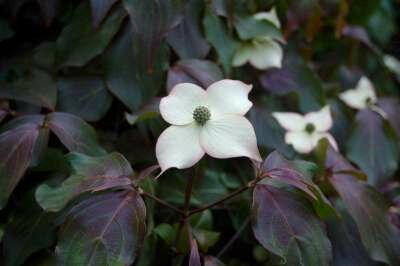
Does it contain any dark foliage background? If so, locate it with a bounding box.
[0,0,400,265]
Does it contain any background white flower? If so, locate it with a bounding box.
[273,106,338,154]
[339,76,377,109]
[156,80,262,174]
[233,7,283,70]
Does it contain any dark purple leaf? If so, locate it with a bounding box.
[378,97,400,137]
[36,152,133,212]
[57,76,112,122]
[329,172,400,265]
[167,59,223,92]
[262,151,337,218]
[167,0,210,59]
[342,25,378,52]
[204,256,225,266]
[56,2,125,67]
[0,109,7,123]
[327,201,383,266]
[56,190,146,265]
[122,0,184,69]
[0,123,40,209]
[47,112,105,156]
[90,0,119,28]
[0,69,57,110]
[346,109,399,185]
[259,54,325,112]
[189,239,201,266]
[252,185,332,265]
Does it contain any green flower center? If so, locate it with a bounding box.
[193,106,211,126]
[365,97,373,105]
[305,123,316,134]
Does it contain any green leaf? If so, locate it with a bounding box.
[0,68,57,110]
[3,193,55,266]
[252,185,332,265]
[0,123,40,209]
[56,2,125,67]
[167,59,224,91]
[233,14,283,41]
[57,76,112,122]
[47,112,106,156]
[192,229,220,252]
[327,147,400,265]
[0,18,14,42]
[105,24,169,111]
[153,223,175,246]
[348,0,380,25]
[36,152,133,212]
[122,0,184,69]
[56,190,146,266]
[203,8,239,73]
[90,0,119,28]
[167,0,210,59]
[346,109,399,185]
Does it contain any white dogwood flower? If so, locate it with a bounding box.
[339,76,377,109]
[156,80,262,174]
[233,8,283,70]
[339,76,387,118]
[273,106,338,154]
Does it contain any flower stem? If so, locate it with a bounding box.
[187,174,267,217]
[141,191,184,215]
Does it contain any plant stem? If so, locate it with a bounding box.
[187,174,267,217]
[141,191,184,215]
[174,168,197,252]
[217,216,251,258]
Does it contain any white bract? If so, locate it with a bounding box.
[273,106,338,154]
[339,76,377,109]
[233,8,283,70]
[339,76,387,118]
[156,79,262,175]
[383,54,400,77]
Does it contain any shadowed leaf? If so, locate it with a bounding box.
[327,147,400,265]
[105,24,169,111]
[90,0,119,28]
[167,0,210,59]
[56,2,125,67]
[3,193,56,266]
[57,76,112,122]
[167,59,223,92]
[47,112,105,156]
[0,68,57,109]
[346,109,399,185]
[56,190,146,266]
[122,0,184,69]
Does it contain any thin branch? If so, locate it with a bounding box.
[217,216,251,258]
[141,191,184,215]
[187,175,267,217]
